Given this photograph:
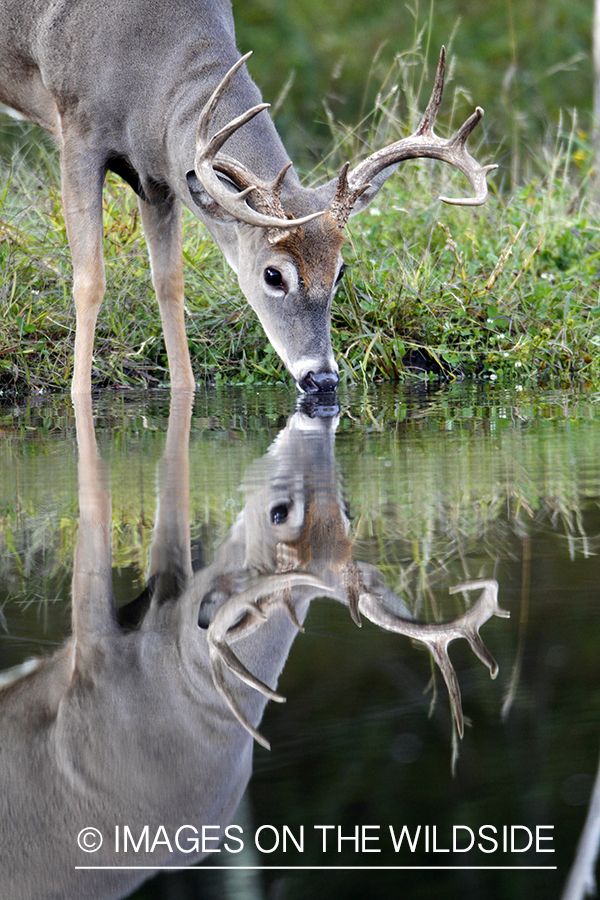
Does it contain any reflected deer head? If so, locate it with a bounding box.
[201,396,509,746]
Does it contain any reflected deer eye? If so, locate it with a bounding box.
[270,502,290,524]
[335,264,346,285]
[264,267,284,287]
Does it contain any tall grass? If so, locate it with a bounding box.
[334,71,600,386]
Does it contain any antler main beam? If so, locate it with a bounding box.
[329,47,497,226]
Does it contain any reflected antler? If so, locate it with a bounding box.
[329,47,497,226]
[193,53,325,229]
[207,572,337,749]
[359,578,509,737]
[208,568,506,747]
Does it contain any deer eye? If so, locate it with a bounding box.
[270,502,291,524]
[335,264,346,285]
[264,267,284,287]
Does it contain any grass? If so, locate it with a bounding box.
[338,141,600,387]
[0,49,599,394]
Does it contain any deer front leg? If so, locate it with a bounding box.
[60,146,107,395]
[138,196,195,392]
[71,393,117,654]
[146,390,194,603]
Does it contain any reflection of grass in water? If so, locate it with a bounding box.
[0,389,598,618]
[339,388,600,615]
[0,396,281,598]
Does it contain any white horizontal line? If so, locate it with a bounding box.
[75,865,558,871]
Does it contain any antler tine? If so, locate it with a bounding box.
[209,638,286,703]
[201,102,271,162]
[195,52,253,145]
[209,652,274,750]
[194,53,325,230]
[329,162,372,229]
[439,106,498,206]
[269,160,294,197]
[415,45,447,137]
[427,637,466,738]
[213,157,298,223]
[449,106,484,147]
[335,45,496,221]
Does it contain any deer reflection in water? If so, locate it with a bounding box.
[0,393,508,900]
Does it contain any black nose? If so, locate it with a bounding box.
[298,370,340,394]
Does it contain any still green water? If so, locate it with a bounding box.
[0,383,599,900]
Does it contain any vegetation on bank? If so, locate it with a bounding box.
[0,48,598,394]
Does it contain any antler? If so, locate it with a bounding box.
[358,578,509,738]
[207,572,338,750]
[329,47,497,227]
[193,53,325,230]
[206,570,507,747]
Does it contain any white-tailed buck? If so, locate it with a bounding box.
[0,0,496,394]
[0,392,507,898]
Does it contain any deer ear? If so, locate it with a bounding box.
[186,170,238,223]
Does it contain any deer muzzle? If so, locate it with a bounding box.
[298,369,340,394]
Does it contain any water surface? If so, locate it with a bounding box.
[0,383,599,900]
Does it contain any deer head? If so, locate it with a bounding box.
[186,49,496,393]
